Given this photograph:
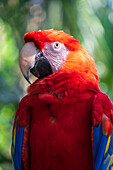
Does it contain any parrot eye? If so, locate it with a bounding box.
[52,42,61,51]
[54,42,60,48]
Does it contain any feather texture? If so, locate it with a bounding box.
[92,92,113,170]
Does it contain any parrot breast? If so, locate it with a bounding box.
[26,71,100,170]
[29,98,93,170]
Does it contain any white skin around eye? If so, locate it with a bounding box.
[42,42,69,73]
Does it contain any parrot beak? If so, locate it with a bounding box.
[19,42,52,84]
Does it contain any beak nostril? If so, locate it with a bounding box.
[35,51,43,60]
[38,51,43,57]
[40,51,43,57]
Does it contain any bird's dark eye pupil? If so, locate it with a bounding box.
[54,42,60,49]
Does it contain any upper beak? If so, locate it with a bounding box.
[19,42,52,84]
[19,42,37,84]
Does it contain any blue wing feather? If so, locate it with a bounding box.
[99,130,113,170]
[93,123,113,170]
[92,93,113,170]
[11,96,31,170]
[93,125,102,162]
[93,125,108,170]
[12,124,25,170]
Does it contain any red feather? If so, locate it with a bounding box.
[24,69,100,170]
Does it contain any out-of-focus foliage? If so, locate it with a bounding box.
[0,0,113,169]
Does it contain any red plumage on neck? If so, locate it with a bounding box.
[27,70,100,98]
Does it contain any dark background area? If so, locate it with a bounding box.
[0,0,113,169]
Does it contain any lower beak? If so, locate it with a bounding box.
[30,55,53,79]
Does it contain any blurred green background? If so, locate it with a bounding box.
[0,0,113,169]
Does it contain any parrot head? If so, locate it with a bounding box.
[19,29,99,85]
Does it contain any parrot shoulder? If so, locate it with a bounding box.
[11,95,31,170]
[92,92,113,170]
[92,92,113,126]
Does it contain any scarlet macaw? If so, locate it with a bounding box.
[11,30,113,170]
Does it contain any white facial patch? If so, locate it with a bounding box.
[42,42,69,73]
